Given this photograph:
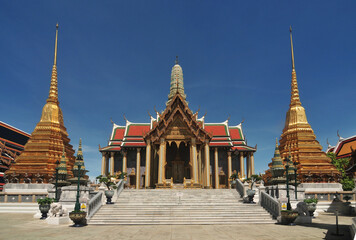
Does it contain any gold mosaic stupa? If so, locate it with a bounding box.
[7,24,75,183]
[279,27,339,182]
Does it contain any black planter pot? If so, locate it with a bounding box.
[105,190,115,204]
[69,211,87,227]
[39,204,50,220]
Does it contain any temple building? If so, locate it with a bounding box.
[7,24,76,183]
[0,121,30,190]
[100,59,256,189]
[278,27,339,182]
[327,134,356,159]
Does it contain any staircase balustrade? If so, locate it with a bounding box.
[235,178,246,197]
[260,191,281,219]
[87,180,124,219]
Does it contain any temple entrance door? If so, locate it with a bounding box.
[172,160,184,183]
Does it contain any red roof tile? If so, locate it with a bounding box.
[126,124,150,136]
[205,124,228,136]
[229,128,243,140]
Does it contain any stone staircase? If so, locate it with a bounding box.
[89,189,276,225]
[0,203,38,213]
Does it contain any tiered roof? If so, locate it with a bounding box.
[327,135,356,159]
[101,115,255,152]
[0,121,30,171]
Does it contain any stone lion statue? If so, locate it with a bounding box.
[49,203,68,217]
[296,202,310,216]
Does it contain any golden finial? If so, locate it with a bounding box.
[290,25,295,70]
[54,23,59,66]
[175,56,179,65]
[47,23,59,103]
[275,138,279,147]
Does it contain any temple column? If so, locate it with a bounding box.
[101,152,106,176]
[122,150,127,175]
[251,153,255,175]
[105,154,109,175]
[191,138,198,183]
[240,152,245,179]
[110,152,115,175]
[145,140,151,188]
[158,138,166,184]
[214,147,219,189]
[246,153,251,178]
[198,146,202,185]
[227,151,232,189]
[204,142,210,188]
[136,148,141,189]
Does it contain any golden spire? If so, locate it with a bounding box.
[289,26,301,107]
[47,23,59,103]
[290,26,295,70]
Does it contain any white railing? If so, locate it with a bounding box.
[112,180,124,202]
[87,191,103,219]
[87,180,124,219]
[260,191,281,219]
[235,179,245,197]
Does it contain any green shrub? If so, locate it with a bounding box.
[37,197,54,205]
[304,198,318,204]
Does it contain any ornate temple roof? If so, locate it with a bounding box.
[327,134,356,159]
[101,116,255,152]
[0,121,30,172]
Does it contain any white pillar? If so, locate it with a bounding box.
[191,138,198,183]
[101,152,106,176]
[122,151,127,174]
[136,148,141,189]
[214,147,219,189]
[228,151,232,189]
[145,141,151,188]
[110,152,115,175]
[204,142,210,188]
[158,138,166,184]
[251,153,255,175]
[240,152,245,179]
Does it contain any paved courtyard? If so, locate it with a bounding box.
[0,212,353,240]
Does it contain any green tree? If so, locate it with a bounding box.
[327,152,355,191]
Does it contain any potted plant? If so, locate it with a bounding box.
[230,172,238,185]
[69,209,87,227]
[280,210,298,225]
[37,197,54,219]
[304,198,318,217]
[96,175,118,204]
[118,172,127,180]
[244,174,262,203]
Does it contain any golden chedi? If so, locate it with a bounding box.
[7,24,75,183]
[279,27,339,183]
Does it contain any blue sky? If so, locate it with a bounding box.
[1,1,355,179]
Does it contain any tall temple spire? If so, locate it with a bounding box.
[289,26,301,107]
[278,27,339,182]
[7,24,76,183]
[290,26,295,70]
[166,57,187,105]
[47,23,59,103]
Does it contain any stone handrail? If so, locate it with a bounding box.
[87,191,103,219]
[235,179,245,197]
[87,180,124,219]
[112,180,124,202]
[260,191,280,219]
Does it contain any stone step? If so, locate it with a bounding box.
[0,203,38,213]
[88,189,275,225]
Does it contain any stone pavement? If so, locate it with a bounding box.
[0,212,353,240]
